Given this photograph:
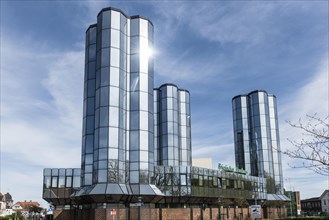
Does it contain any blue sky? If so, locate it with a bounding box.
[1,1,328,207]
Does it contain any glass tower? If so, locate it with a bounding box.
[232,90,283,194]
[154,84,192,167]
[80,7,159,199]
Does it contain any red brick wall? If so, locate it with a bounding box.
[53,206,287,220]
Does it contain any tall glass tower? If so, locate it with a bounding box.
[79,7,160,201]
[232,90,283,194]
[154,84,192,167]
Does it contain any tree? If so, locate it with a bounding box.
[284,114,329,175]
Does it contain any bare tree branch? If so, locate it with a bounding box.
[283,114,329,176]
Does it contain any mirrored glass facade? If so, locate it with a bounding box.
[75,7,159,199]
[232,90,283,194]
[154,84,191,167]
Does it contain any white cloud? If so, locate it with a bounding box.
[1,37,84,206]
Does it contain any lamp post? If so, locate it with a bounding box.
[218,197,222,220]
[137,196,143,220]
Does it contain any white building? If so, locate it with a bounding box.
[320,190,329,213]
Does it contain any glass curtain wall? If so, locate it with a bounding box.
[128,16,154,187]
[154,84,191,167]
[81,25,97,186]
[81,8,155,188]
[232,90,283,194]
[268,95,283,193]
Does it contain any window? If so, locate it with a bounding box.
[198,175,203,186]
[180,174,187,186]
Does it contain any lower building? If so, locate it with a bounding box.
[284,191,301,217]
[320,190,329,214]
[301,197,322,216]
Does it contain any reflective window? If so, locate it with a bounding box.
[102,11,111,29]
[130,131,139,150]
[102,29,110,48]
[109,106,119,127]
[65,176,72,188]
[108,127,118,147]
[89,27,96,44]
[130,111,139,130]
[111,11,121,30]
[44,176,51,188]
[99,107,109,127]
[101,67,109,86]
[88,44,96,61]
[130,36,139,54]
[130,19,139,36]
[110,67,119,87]
[111,29,120,48]
[109,148,118,159]
[99,148,108,160]
[99,127,108,147]
[140,131,148,150]
[58,177,65,188]
[139,19,148,37]
[110,86,119,106]
[101,48,110,67]
[130,54,139,72]
[130,171,139,183]
[51,177,58,188]
[73,176,80,188]
[98,170,107,183]
[110,48,120,67]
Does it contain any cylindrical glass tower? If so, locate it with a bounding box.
[80,7,158,199]
[232,90,283,194]
[154,84,191,167]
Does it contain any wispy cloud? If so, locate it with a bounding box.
[1,36,84,205]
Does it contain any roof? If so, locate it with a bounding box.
[301,197,320,202]
[15,201,40,209]
[320,189,329,199]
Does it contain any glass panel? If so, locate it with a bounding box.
[140,92,148,111]
[130,111,139,130]
[140,131,148,151]
[98,170,107,183]
[101,67,109,86]
[65,176,72,188]
[101,48,110,67]
[102,29,110,48]
[99,127,108,147]
[109,106,119,127]
[111,11,120,30]
[130,54,139,73]
[130,131,139,150]
[51,177,58,188]
[44,176,51,188]
[99,107,109,127]
[108,127,118,147]
[130,36,139,54]
[109,148,118,159]
[111,29,120,48]
[88,44,96,61]
[139,19,148,37]
[102,11,111,29]
[109,86,119,106]
[99,148,108,160]
[73,176,80,188]
[110,67,119,87]
[58,177,65,188]
[110,48,120,67]
[140,111,148,131]
[130,19,139,36]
